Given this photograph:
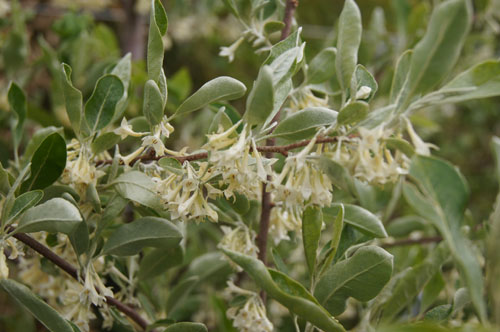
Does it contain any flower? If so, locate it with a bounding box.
[268,206,302,245]
[405,117,438,156]
[113,117,147,140]
[355,85,372,100]
[219,37,244,63]
[141,117,175,157]
[0,247,9,279]
[225,281,273,332]
[218,224,259,271]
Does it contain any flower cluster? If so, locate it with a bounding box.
[218,223,259,271]
[225,281,274,332]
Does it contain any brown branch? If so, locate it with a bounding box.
[11,232,150,331]
[381,236,443,248]
[95,136,339,167]
[280,0,299,41]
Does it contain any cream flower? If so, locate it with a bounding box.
[225,281,273,332]
[219,37,245,63]
[113,117,147,140]
[218,224,259,271]
[0,247,9,279]
[405,117,438,156]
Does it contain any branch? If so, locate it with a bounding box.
[11,232,150,331]
[95,136,339,167]
[381,236,443,248]
[280,0,299,41]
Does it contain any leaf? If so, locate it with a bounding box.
[271,248,289,274]
[263,21,285,35]
[314,246,393,316]
[61,64,83,135]
[175,76,246,116]
[244,66,274,126]
[139,245,184,279]
[15,198,82,234]
[158,157,183,175]
[7,190,43,223]
[336,0,362,98]
[85,74,124,133]
[337,101,369,126]
[307,47,337,84]
[386,215,426,237]
[68,219,89,256]
[102,217,181,256]
[111,53,132,122]
[147,0,168,82]
[396,0,472,111]
[0,279,74,332]
[21,127,64,166]
[0,163,11,196]
[404,155,486,321]
[112,171,161,209]
[379,243,449,321]
[166,276,200,314]
[164,322,207,332]
[389,50,412,103]
[432,60,500,104]
[319,204,344,277]
[21,133,67,192]
[222,249,346,332]
[8,81,27,145]
[385,138,415,157]
[264,29,301,66]
[354,65,378,102]
[91,132,121,154]
[324,203,387,238]
[319,156,354,193]
[302,206,323,277]
[272,107,338,140]
[143,79,164,126]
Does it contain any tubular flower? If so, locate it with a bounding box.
[114,117,148,139]
[405,117,438,156]
[218,224,259,271]
[62,139,105,197]
[270,136,332,209]
[142,117,175,157]
[225,281,273,332]
[0,247,8,279]
[268,206,303,245]
[154,162,220,222]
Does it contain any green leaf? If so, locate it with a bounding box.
[85,74,124,133]
[389,50,412,104]
[386,215,426,237]
[396,0,472,111]
[166,276,200,315]
[7,190,43,223]
[15,198,82,234]
[21,127,64,166]
[112,171,161,209]
[337,101,369,126]
[143,79,165,126]
[61,64,83,136]
[8,81,27,146]
[0,279,74,332]
[319,204,344,277]
[302,206,323,277]
[319,156,354,193]
[314,246,393,316]
[102,217,182,256]
[176,77,246,116]
[139,245,184,279]
[244,66,274,126]
[385,138,415,157]
[307,47,337,84]
[158,157,183,175]
[271,107,337,140]
[432,60,500,104]
[0,163,11,196]
[68,219,89,256]
[147,0,168,82]
[379,243,449,321]
[263,21,285,35]
[91,132,121,154]
[111,53,132,122]
[324,203,387,238]
[264,29,301,66]
[207,106,234,134]
[404,155,486,321]
[222,249,346,332]
[336,0,362,99]
[21,133,67,192]
[354,65,378,102]
[164,323,207,332]
[271,248,289,274]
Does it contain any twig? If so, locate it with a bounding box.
[280,0,299,41]
[95,136,339,167]
[11,232,150,331]
[381,236,443,248]
[256,0,299,300]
